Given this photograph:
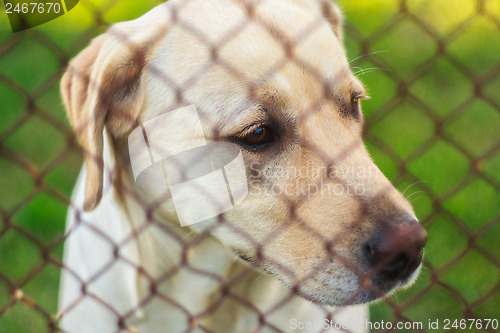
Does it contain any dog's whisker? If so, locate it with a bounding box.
[401,180,428,197]
[353,67,375,76]
[348,50,389,64]
[353,67,390,77]
[405,191,424,201]
[409,195,425,204]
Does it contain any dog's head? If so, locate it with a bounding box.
[61,0,427,305]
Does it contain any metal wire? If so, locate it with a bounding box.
[0,0,499,332]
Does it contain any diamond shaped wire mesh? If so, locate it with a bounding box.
[0,0,499,332]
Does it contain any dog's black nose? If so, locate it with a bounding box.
[364,219,427,282]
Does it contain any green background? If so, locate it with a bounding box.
[0,0,499,332]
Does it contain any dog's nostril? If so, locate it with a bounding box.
[364,219,427,282]
[381,254,412,280]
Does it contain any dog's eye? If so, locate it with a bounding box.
[239,125,275,148]
[351,96,361,118]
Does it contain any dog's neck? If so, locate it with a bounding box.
[114,169,306,331]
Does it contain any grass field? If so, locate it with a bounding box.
[0,0,499,332]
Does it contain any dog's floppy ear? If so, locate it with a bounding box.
[61,13,168,211]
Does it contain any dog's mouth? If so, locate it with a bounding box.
[292,263,423,306]
[354,262,424,305]
[236,251,423,305]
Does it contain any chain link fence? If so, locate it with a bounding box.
[0,0,499,332]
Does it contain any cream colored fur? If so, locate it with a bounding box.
[58,0,420,332]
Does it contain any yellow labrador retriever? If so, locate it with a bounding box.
[58,0,427,332]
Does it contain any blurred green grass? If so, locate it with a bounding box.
[0,0,499,332]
